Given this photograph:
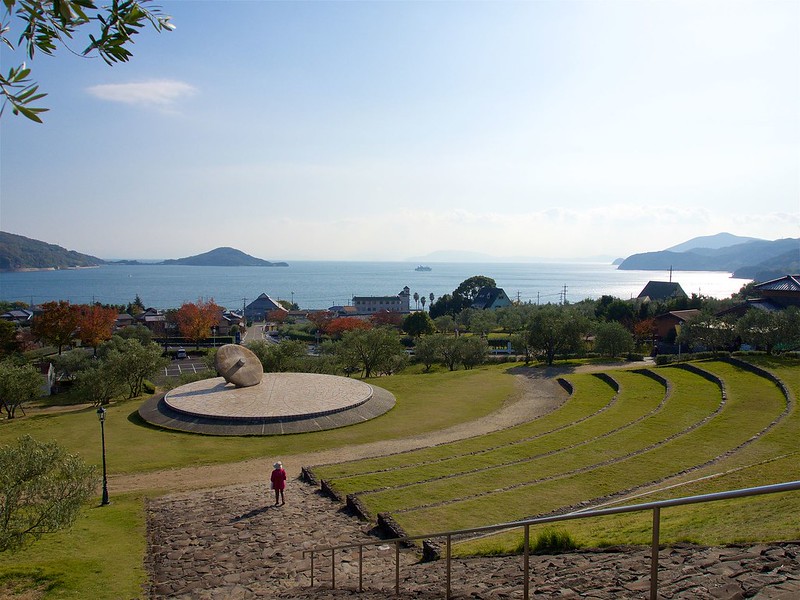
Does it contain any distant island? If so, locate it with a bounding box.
[159,247,288,267]
[618,233,799,282]
[0,231,104,271]
[0,232,287,271]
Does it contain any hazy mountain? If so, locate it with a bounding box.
[159,247,288,267]
[0,231,104,271]
[619,237,799,280]
[666,232,762,253]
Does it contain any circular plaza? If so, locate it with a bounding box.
[138,372,396,436]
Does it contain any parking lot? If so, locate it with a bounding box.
[163,357,210,378]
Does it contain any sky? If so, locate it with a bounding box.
[0,0,798,262]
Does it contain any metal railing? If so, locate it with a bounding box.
[303,480,800,599]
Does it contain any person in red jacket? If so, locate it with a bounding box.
[270,461,287,506]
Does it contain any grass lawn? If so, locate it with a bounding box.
[0,493,147,599]
[0,364,514,476]
[0,364,514,599]
[456,357,800,555]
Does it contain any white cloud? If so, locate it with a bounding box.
[86,80,197,109]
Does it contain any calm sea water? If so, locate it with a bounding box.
[0,262,750,311]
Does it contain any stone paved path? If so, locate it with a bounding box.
[146,479,800,599]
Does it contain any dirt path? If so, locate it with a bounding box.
[111,368,572,494]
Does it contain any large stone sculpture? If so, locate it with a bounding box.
[214,344,263,388]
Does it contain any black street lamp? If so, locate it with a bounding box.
[96,406,110,506]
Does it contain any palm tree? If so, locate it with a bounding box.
[413,292,419,310]
[429,292,435,306]
[420,297,426,311]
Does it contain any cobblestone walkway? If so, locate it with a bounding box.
[146,480,800,599]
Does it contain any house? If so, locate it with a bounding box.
[471,287,512,310]
[653,309,700,340]
[637,281,688,302]
[718,275,800,318]
[352,286,411,315]
[244,293,287,321]
[115,313,136,330]
[215,311,244,336]
[136,308,166,335]
[0,308,33,324]
[328,305,358,318]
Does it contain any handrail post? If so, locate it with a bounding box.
[310,551,315,587]
[446,534,452,599]
[331,548,336,590]
[523,524,530,600]
[359,544,363,592]
[395,541,400,594]
[651,507,660,600]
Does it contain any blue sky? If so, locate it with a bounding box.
[1,0,797,261]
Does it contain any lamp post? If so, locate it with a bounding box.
[96,406,110,506]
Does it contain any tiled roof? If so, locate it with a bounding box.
[637,281,687,301]
[754,275,800,293]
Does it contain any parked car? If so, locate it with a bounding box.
[175,348,187,359]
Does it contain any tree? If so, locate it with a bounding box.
[1,0,174,122]
[0,435,96,553]
[326,317,371,338]
[307,311,335,334]
[402,312,436,337]
[438,335,462,371]
[452,275,496,312]
[51,348,91,382]
[633,318,656,350]
[459,336,489,369]
[116,323,153,346]
[413,335,441,372]
[246,339,307,373]
[126,295,146,316]
[370,310,403,328]
[434,314,456,334]
[467,309,496,337]
[429,293,435,307]
[0,360,41,418]
[335,327,404,378]
[527,306,589,365]
[31,300,79,354]
[420,296,426,311]
[678,312,735,354]
[736,309,787,355]
[75,363,121,406]
[594,321,634,358]
[102,337,167,398]
[267,309,288,324]
[175,299,221,349]
[510,332,534,364]
[0,320,21,357]
[76,304,117,354]
[413,292,419,309]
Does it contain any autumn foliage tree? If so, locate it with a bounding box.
[31,301,79,354]
[76,304,118,354]
[326,317,371,338]
[175,299,221,349]
[307,311,335,333]
[370,310,403,328]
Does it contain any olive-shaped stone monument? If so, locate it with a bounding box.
[214,344,263,388]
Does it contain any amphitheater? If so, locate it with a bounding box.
[138,357,800,598]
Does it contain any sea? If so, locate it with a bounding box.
[0,262,751,311]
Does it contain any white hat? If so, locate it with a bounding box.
[274,461,282,468]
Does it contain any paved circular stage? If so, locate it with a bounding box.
[138,373,396,436]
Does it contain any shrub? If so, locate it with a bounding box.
[515,528,578,555]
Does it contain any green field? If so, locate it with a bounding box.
[1,356,798,598]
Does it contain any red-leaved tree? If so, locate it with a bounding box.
[31,301,80,354]
[175,299,222,349]
[76,305,118,354]
[326,317,371,338]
